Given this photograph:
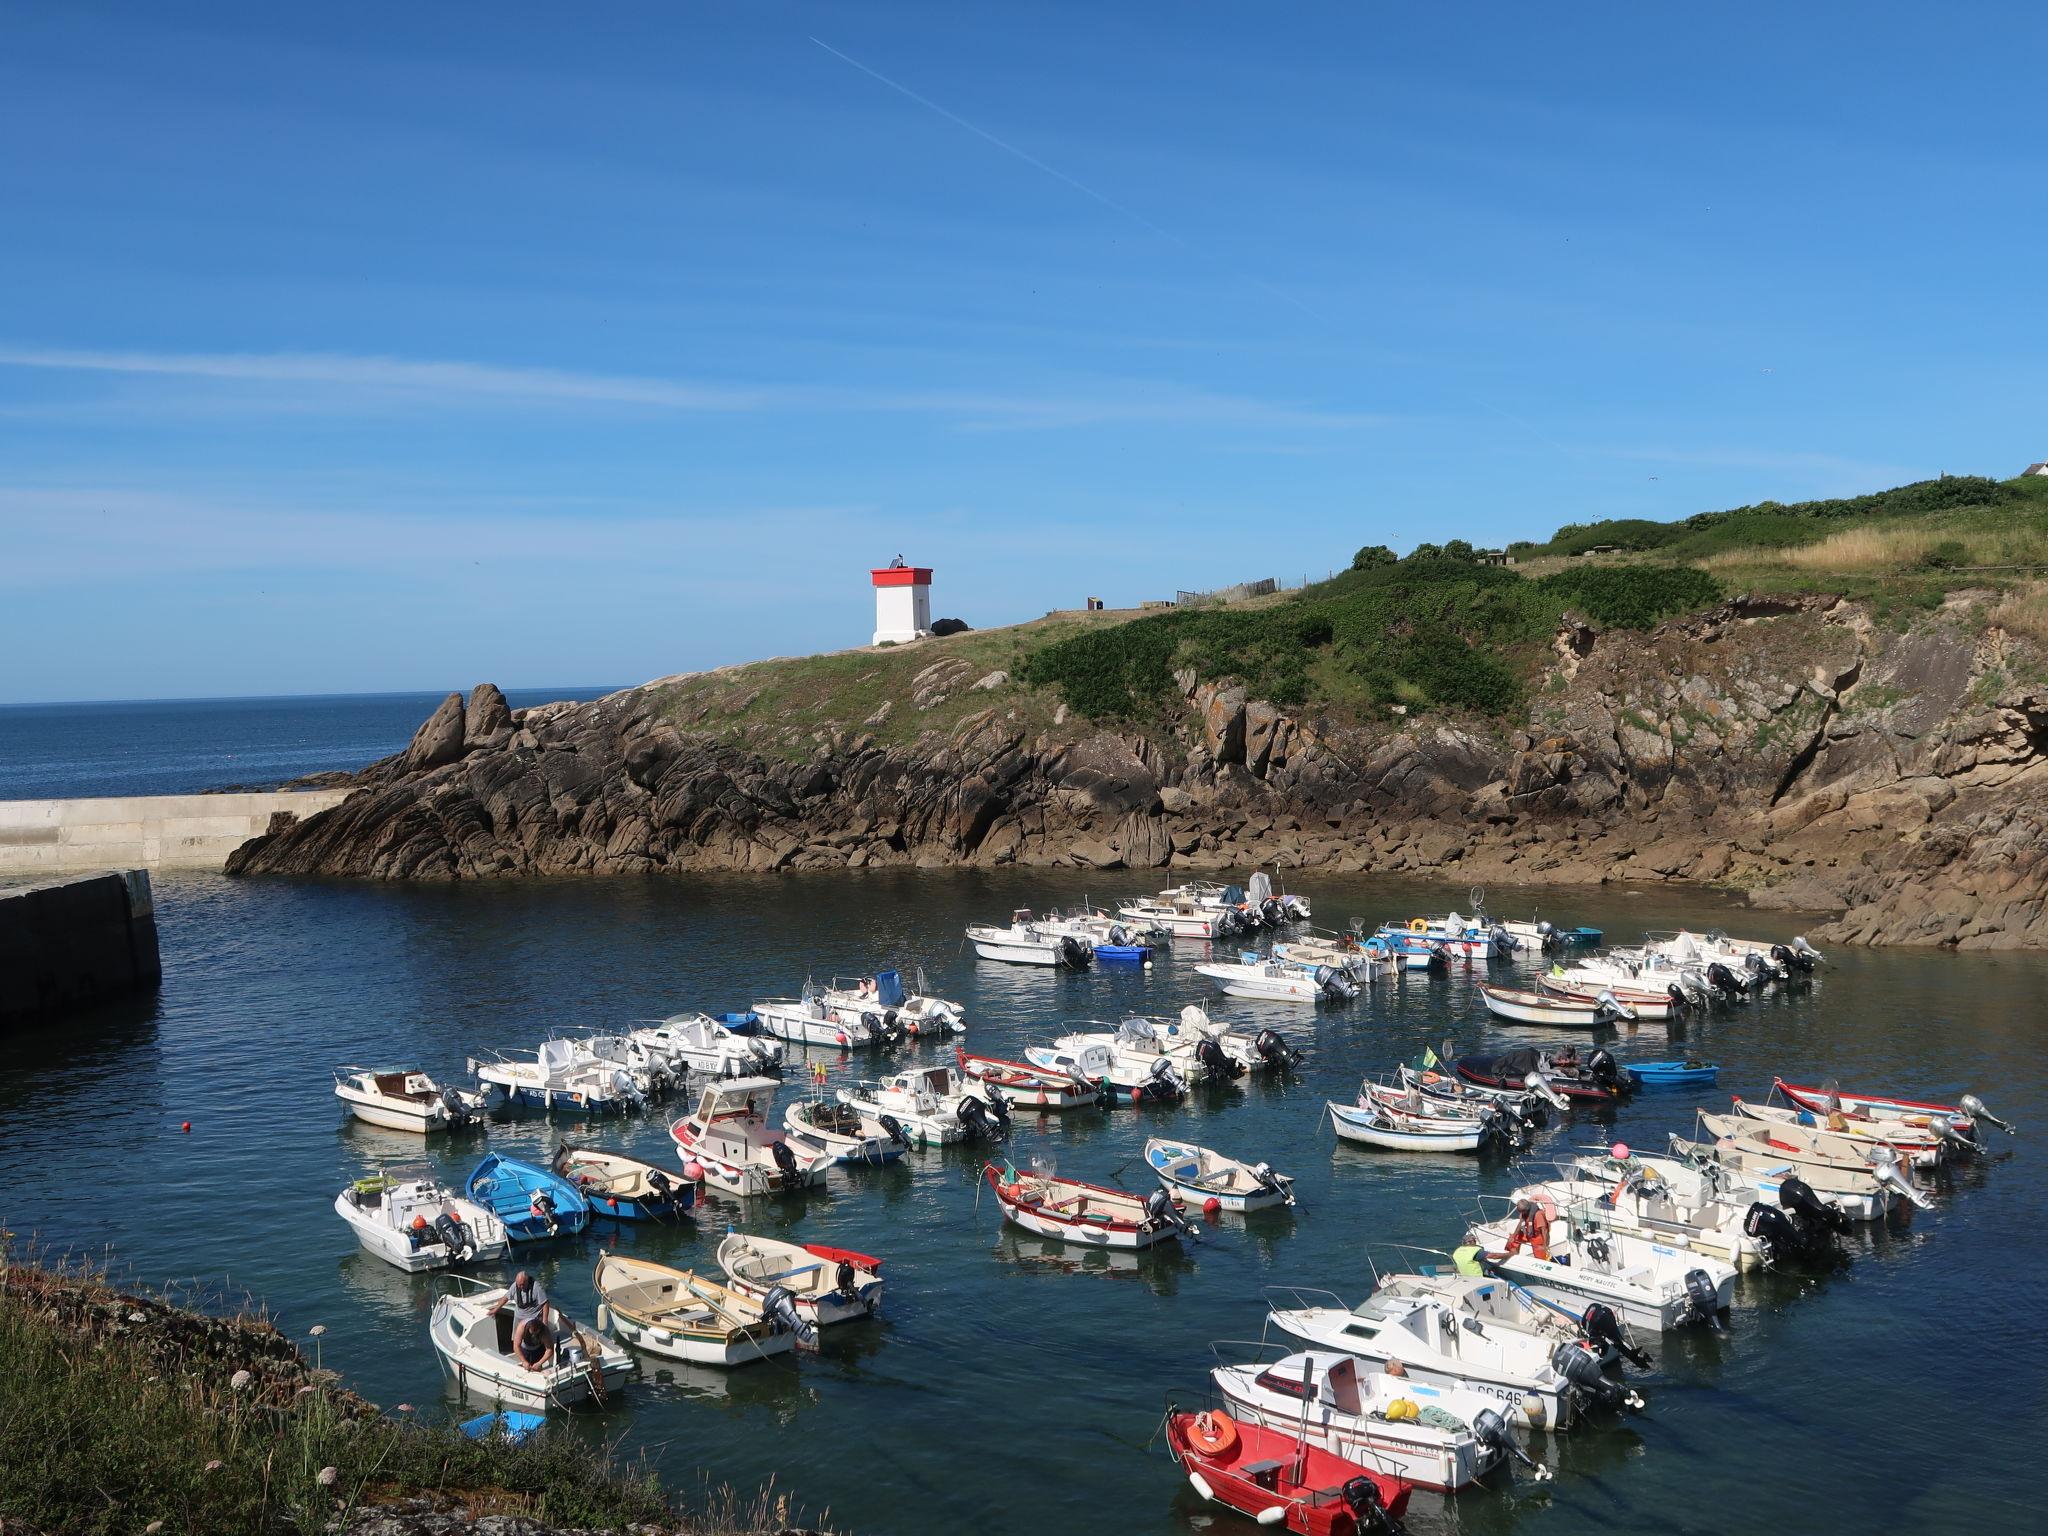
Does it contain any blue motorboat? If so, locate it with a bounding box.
[1625,1059,1720,1090]
[466,1151,592,1241]
[552,1141,697,1221]
[719,1010,762,1035]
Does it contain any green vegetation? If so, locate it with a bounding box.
[0,1259,808,1536]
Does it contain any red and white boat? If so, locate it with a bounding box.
[1776,1079,2014,1145]
[983,1161,1195,1249]
[1165,1408,1412,1536]
[955,1047,1097,1110]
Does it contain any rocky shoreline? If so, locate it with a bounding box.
[227,593,2048,950]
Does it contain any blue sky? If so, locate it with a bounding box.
[3,2,2043,703]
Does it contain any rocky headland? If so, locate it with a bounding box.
[225,589,2048,950]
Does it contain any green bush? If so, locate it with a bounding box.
[1536,565,1724,627]
[1920,539,1969,570]
[1350,543,1397,570]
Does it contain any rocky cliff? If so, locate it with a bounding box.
[226,593,2048,949]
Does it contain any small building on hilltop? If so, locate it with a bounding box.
[2023,462,2048,477]
[872,558,933,645]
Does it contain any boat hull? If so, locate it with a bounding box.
[1329,1102,1486,1152]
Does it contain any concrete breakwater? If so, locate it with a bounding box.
[0,788,351,875]
[0,868,160,1026]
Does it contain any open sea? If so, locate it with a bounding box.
[1,698,2043,1535]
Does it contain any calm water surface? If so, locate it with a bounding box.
[3,870,2040,1535]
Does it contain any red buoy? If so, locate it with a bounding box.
[1202,1197,1223,1221]
[181,1121,192,1133]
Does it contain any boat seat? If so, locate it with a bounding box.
[1238,1458,1286,1486]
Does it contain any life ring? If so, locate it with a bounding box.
[513,1316,555,1372]
[1409,918,1428,934]
[1187,1410,1239,1456]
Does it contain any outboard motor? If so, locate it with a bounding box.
[1254,1028,1298,1070]
[761,1285,816,1347]
[529,1191,561,1236]
[1743,1201,1800,1267]
[984,1085,1012,1134]
[1959,1093,2018,1136]
[646,1168,675,1206]
[877,1112,910,1149]
[1680,1267,1725,1329]
[1107,923,1130,947]
[833,1260,859,1301]
[1553,1339,1644,1412]
[1580,1302,1650,1370]
[1586,1048,1622,1094]
[1521,1070,1568,1114]
[1250,1160,1285,1197]
[879,1010,907,1047]
[1142,1186,1199,1240]
[1705,962,1745,1000]
[1867,1144,1931,1210]
[432,1211,473,1260]
[1058,936,1091,968]
[1262,897,1285,927]
[1478,1107,1524,1154]
[1338,1476,1408,1536]
[1930,1114,1983,1155]
[770,1140,801,1186]
[1789,935,1821,972]
[1471,1407,1551,1481]
[1195,1037,1242,1082]
[1743,951,1775,989]
[1779,1175,1851,1235]
[1489,924,1515,956]
[1593,989,1636,1024]
[956,1095,995,1139]
[1316,965,1357,1002]
[1147,1058,1187,1102]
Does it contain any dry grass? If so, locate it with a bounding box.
[1990,582,2048,645]
[1700,524,1944,573]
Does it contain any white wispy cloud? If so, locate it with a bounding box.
[0,344,1390,433]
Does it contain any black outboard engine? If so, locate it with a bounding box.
[761,1284,816,1346]
[1743,952,1774,989]
[1743,1201,1800,1267]
[770,1140,801,1186]
[1253,1028,1297,1070]
[1339,1477,1408,1536]
[1681,1267,1725,1328]
[1489,924,1515,957]
[1142,1186,1198,1240]
[1779,1175,1851,1235]
[1788,936,1820,972]
[1262,897,1285,927]
[1471,1407,1551,1481]
[1586,1048,1622,1094]
[433,1211,473,1260]
[1580,1303,1650,1370]
[1478,1107,1525,1154]
[1196,1037,1243,1082]
[879,1009,906,1047]
[646,1169,675,1206]
[1705,962,1744,1000]
[877,1112,910,1149]
[1107,923,1130,947]
[1666,982,1690,1016]
[956,1095,998,1140]
[984,1085,1012,1134]
[1553,1339,1644,1412]
[834,1260,859,1301]
[530,1191,560,1235]
[1058,936,1091,968]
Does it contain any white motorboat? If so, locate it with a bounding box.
[783,1095,907,1164]
[752,990,879,1050]
[573,1033,676,1099]
[1037,906,1159,961]
[837,1064,1005,1147]
[430,1284,634,1409]
[1398,1061,1568,1118]
[1327,1099,1504,1154]
[1479,983,1634,1028]
[1269,936,1377,980]
[1659,1133,1901,1223]
[333,1067,487,1133]
[1380,911,1508,960]
[630,1013,783,1079]
[593,1253,803,1365]
[716,1233,884,1326]
[1115,895,1236,940]
[1150,1004,1295,1075]
[551,1141,698,1221]
[333,1172,508,1272]
[1145,1138,1294,1211]
[1196,955,1357,1003]
[1356,1080,1532,1153]
[1516,1164,1769,1271]
[955,1047,1100,1110]
[1047,1014,1254,1088]
[965,909,1093,967]
[816,969,966,1039]
[1211,1349,1536,1492]
[1691,1113,1928,1212]
[668,1076,834,1196]
[1026,1021,1196,1100]
[470,1039,644,1116]
[1466,1197,1736,1331]
[1263,1284,1640,1431]
[983,1159,1196,1249]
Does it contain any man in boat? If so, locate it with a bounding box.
[1501,1198,1551,1261]
[508,1271,555,1369]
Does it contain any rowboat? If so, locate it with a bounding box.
[1626,1060,1719,1089]
[668,1077,834,1197]
[1327,1100,1504,1154]
[1465,1197,1735,1331]
[465,1152,591,1242]
[716,1233,884,1326]
[983,1160,1197,1249]
[431,1284,633,1409]
[966,909,1093,967]
[1537,974,1686,1021]
[551,1141,697,1221]
[1731,1096,1947,1168]
[1145,1138,1295,1212]
[955,1047,1100,1110]
[1398,1062,1564,1119]
[1210,1349,1541,1492]
[592,1253,803,1365]
[1479,984,1633,1028]
[1357,1081,1530,1151]
[334,1173,508,1272]
[1775,1078,2014,1145]
[1668,1127,1918,1221]
[333,1067,487,1133]
[782,1096,907,1164]
[1163,1407,1411,1536]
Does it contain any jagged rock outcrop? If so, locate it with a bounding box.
[229,595,2048,948]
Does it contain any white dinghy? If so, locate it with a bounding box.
[630,1014,783,1079]
[837,1063,1008,1147]
[752,989,878,1050]
[816,969,966,1039]
[334,1172,508,1272]
[593,1253,804,1366]
[966,909,1093,967]
[1465,1195,1736,1332]
[430,1281,633,1410]
[667,1077,834,1197]
[716,1233,884,1326]
[1145,1138,1294,1212]
[1196,954,1357,1004]
[470,1039,644,1116]
[783,1094,908,1164]
[334,1067,487,1133]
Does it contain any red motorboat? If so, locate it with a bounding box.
[1456,1045,1625,1104]
[1165,1408,1411,1536]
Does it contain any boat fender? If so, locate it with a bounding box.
[1186,1410,1238,1455]
[595,1303,610,1332]
[1186,1470,1215,1503]
[1254,1509,1287,1527]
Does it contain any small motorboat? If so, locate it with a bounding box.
[465,1151,591,1242]
[983,1159,1198,1249]
[333,1067,487,1133]
[1669,1127,1921,1220]
[965,909,1093,967]
[430,1283,633,1409]
[1465,1196,1735,1332]
[333,1172,508,1272]
[1327,1100,1507,1154]
[668,1077,834,1197]
[1357,1080,1533,1154]
[1457,1046,1626,1104]
[1398,1060,1565,1119]
[469,1040,643,1116]
[1515,1162,1772,1271]
[1023,1035,1188,1105]
[815,969,967,1040]
[1625,1059,1719,1090]
[955,1047,1100,1110]
[1146,1138,1295,1212]
[1117,895,1240,940]
[1697,1109,1933,1201]
[752,990,878,1050]
[1479,983,1634,1028]
[1038,906,1157,963]
[716,1233,884,1325]
[630,1013,783,1079]
[551,1141,697,1221]
[783,1095,907,1164]
[1731,1095,1949,1168]
[1776,1078,2014,1147]
[1152,1005,1297,1075]
[1196,955,1358,1004]
[1379,912,1507,961]
[838,1063,1006,1147]
[1210,1349,1542,1493]
[1537,974,1688,1022]
[1495,917,1601,952]
[593,1252,804,1365]
[573,1033,677,1100]
[1163,1406,1412,1536]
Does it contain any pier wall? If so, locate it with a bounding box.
[0,790,351,875]
[0,869,161,1025]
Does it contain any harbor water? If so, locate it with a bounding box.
[2,868,2040,1535]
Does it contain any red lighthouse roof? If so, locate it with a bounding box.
[871,565,932,587]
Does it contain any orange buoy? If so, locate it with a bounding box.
[1187,1409,1239,1456]
[180,1121,191,1133]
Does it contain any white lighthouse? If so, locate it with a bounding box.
[871,557,932,645]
